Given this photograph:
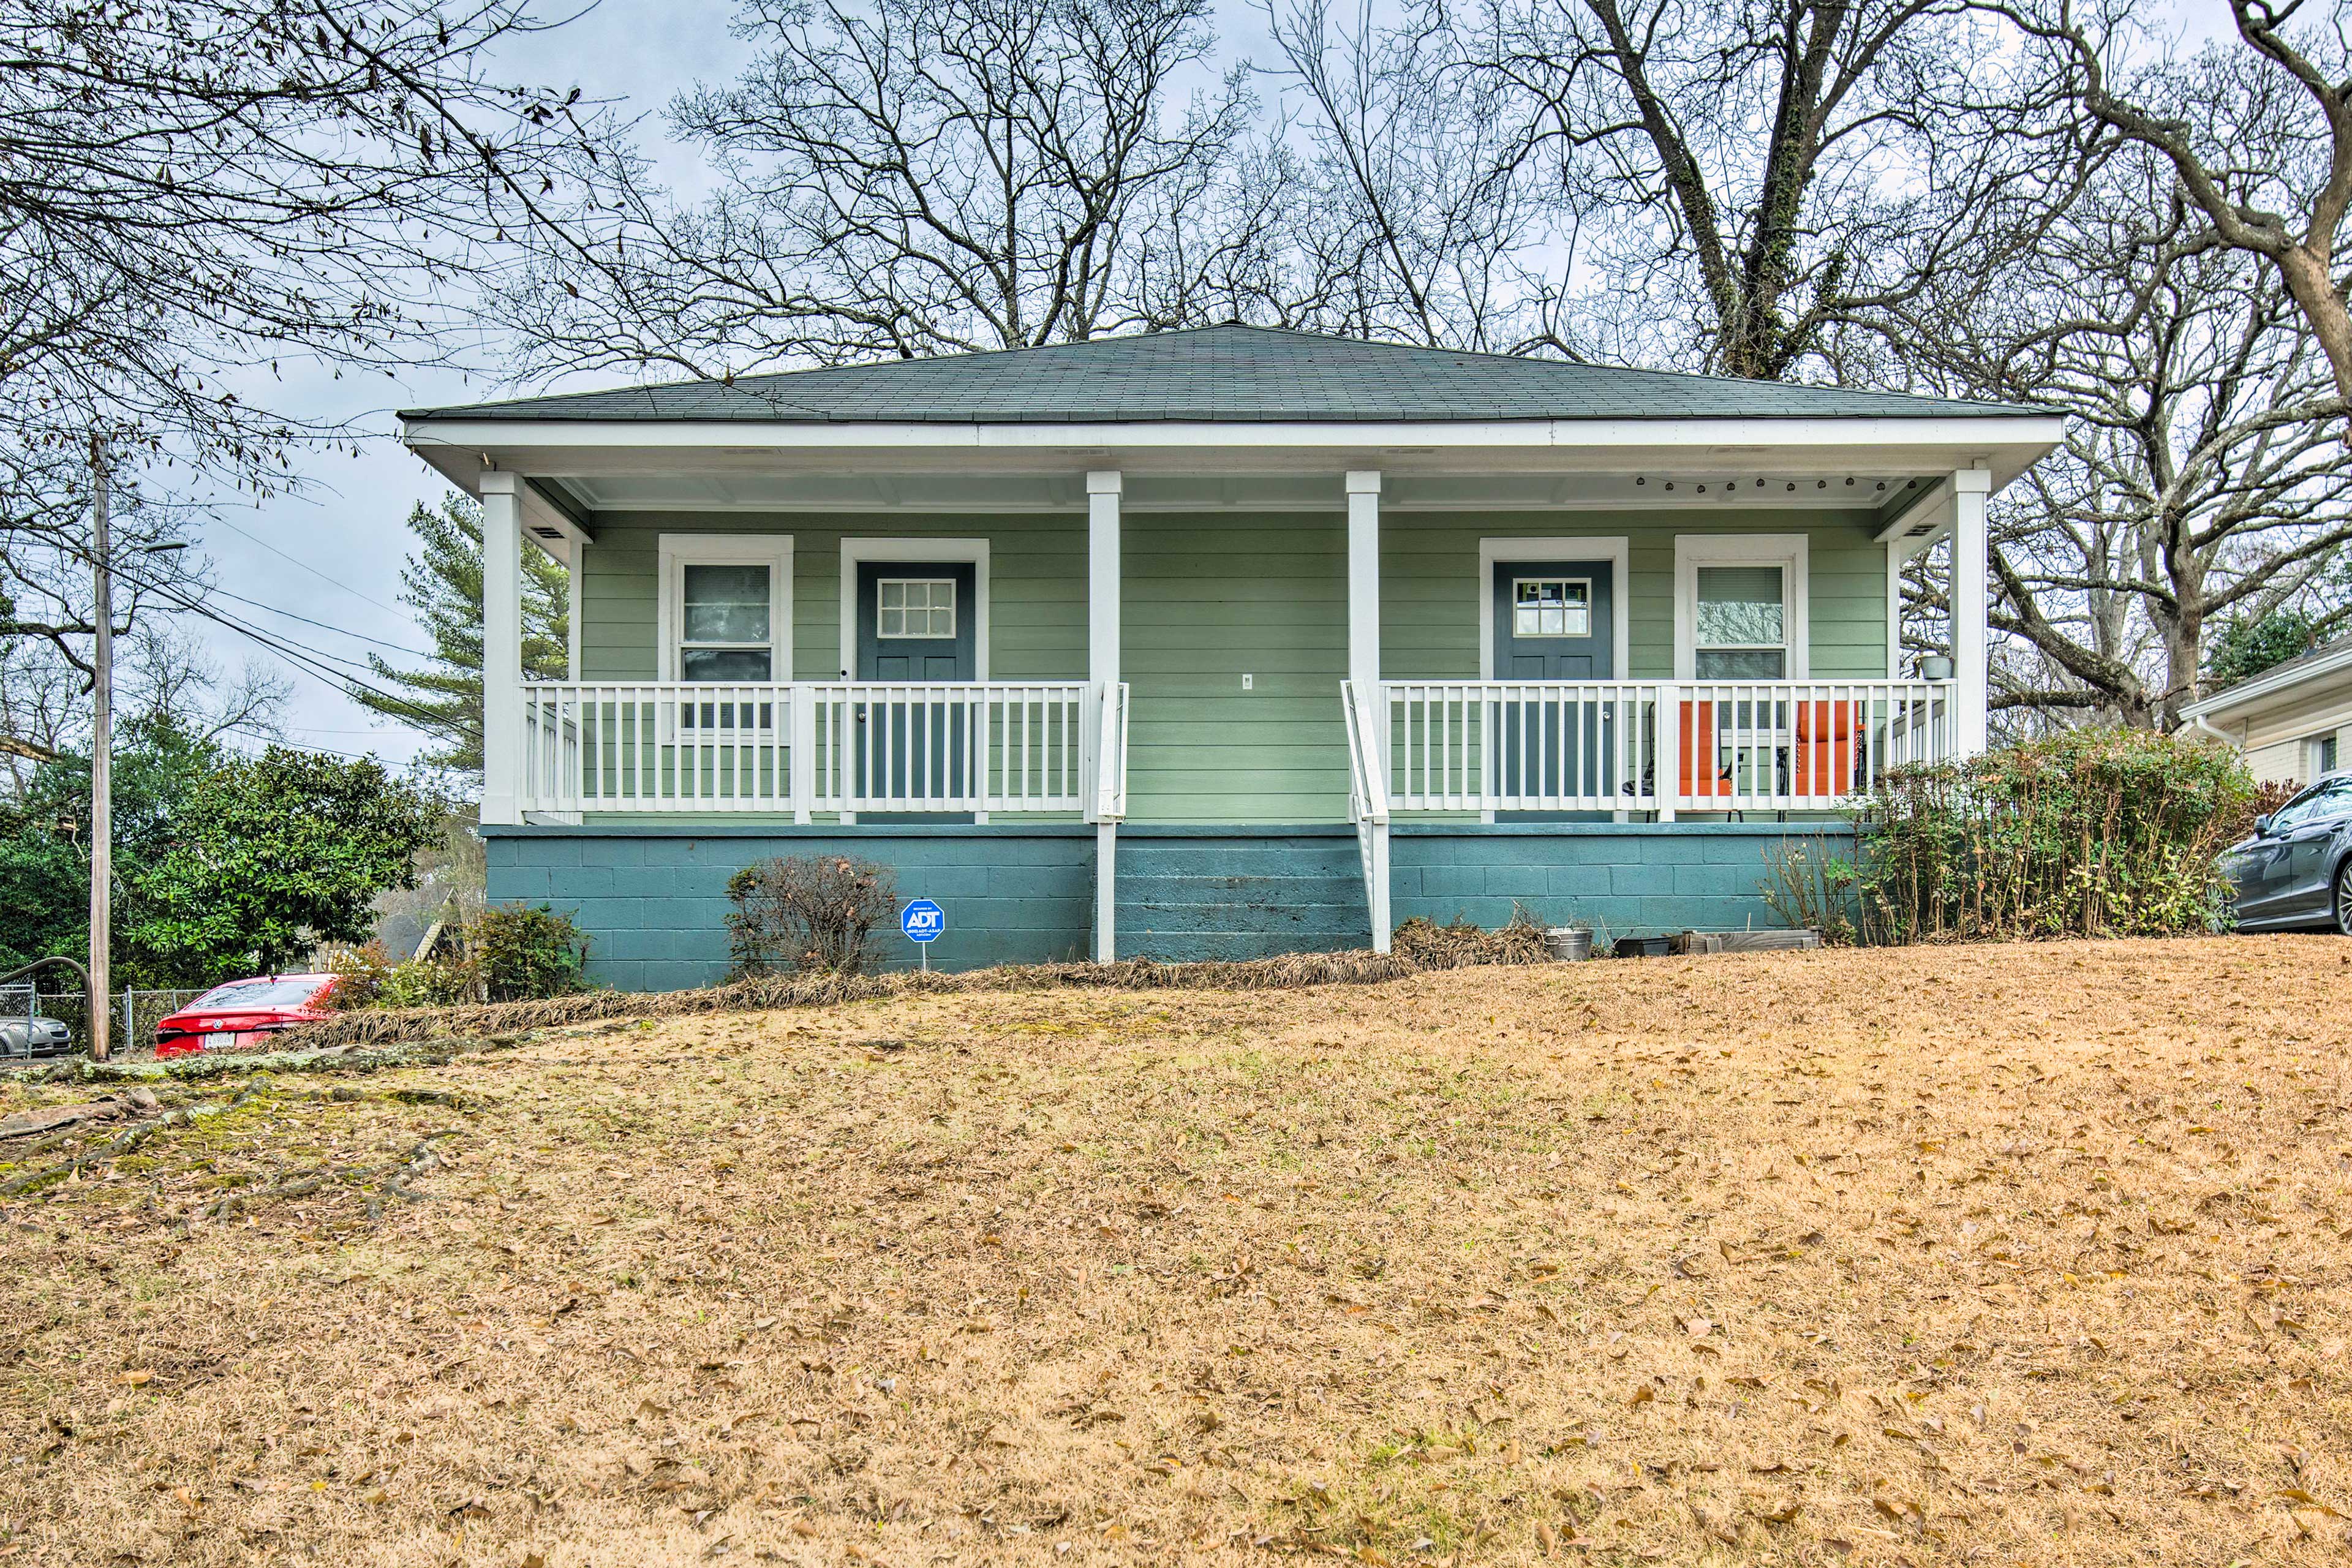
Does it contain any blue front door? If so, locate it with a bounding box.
[1492,560,1616,811]
[853,560,978,810]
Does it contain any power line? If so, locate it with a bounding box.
[46,535,486,748]
[206,514,407,617]
[97,557,483,744]
[195,581,439,660]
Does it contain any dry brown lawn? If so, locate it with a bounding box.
[2,937,2349,1567]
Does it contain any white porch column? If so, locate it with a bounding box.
[1345,472,1382,698]
[1951,467,1991,757]
[565,546,582,681]
[1346,470,1390,952]
[1088,470,1121,962]
[479,472,526,826]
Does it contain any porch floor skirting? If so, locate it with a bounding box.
[483,821,1856,992]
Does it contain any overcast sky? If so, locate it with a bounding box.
[189,0,2220,767]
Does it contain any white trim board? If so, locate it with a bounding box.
[1675,533,1811,680]
[655,532,794,683]
[409,413,2063,461]
[1476,537,1633,681]
[837,537,992,681]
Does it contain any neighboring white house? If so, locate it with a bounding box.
[2182,637,2352,787]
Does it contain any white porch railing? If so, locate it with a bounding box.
[1343,677,1956,955]
[517,681,1128,820]
[1378,679,1954,818]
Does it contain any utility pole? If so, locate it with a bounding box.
[88,436,111,1063]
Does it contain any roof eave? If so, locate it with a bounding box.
[403,411,2062,454]
[2180,643,2352,721]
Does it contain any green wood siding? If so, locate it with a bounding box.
[1123,513,1349,823]
[573,506,1888,825]
[1382,508,1889,680]
[579,511,1086,683]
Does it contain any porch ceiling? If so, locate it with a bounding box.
[503,467,1959,519]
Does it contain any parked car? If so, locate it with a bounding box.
[154,974,338,1056]
[0,1014,74,1058]
[2221,771,2352,934]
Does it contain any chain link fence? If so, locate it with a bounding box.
[0,987,206,1055]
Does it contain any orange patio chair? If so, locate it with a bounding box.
[1792,699,1857,798]
[1678,700,1734,799]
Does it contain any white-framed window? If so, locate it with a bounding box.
[878,577,957,639]
[657,534,792,682]
[2313,731,2341,779]
[1675,534,1810,680]
[1511,577,1591,638]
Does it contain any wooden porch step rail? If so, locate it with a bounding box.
[1339,679,1393,951]
[515,680,1124,820]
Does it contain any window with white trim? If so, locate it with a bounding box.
[658,535,791,683]
[1694,565,1788,678]
[2313,731,2340,778]
[878,577,957,638]
[1512,577,1590,638]
[1675,534,1809,681]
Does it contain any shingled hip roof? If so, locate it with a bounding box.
[399,325,2040,426]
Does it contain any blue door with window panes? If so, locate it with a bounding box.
[1491,562,1615,814]
[854,561,976,812]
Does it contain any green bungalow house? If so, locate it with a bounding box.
[399,326,2060,986]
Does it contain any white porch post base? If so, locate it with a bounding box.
[1655,681,1679,822]
[1369,820,1392,954]
[1095,821,1117,963]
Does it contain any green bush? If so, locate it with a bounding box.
[472,903,592,1001]
[1850,729,2255,943]
[727,854,897,976]
[376,953,479,1009]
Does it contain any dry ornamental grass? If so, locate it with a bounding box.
[0,936,2347,1566]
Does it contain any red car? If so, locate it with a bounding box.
[154,974,337,1056]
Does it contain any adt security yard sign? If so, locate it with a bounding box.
[901,899,945,970]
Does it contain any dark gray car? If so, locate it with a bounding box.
[0,1015,75,1058]
[2223,770,2352,933]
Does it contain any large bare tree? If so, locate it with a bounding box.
[1428,0,2087,377]
[1877,76,2352,729]
[2011,0,2352,421]
[1255,0,1553,350]
[501,0,1282,377]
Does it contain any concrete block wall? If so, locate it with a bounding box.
[485,824,1096,991]
[486,820,1852,991]
[1392,821,1853,944]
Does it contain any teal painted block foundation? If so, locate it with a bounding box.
[485,824,1096,992]
[1389,822,1850,947]
[486,820,1854,991]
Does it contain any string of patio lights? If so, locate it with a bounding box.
[1632,477,1924,494]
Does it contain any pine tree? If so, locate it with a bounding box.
[355,492,568,775]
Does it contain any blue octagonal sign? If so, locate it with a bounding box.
[901,899,945,943]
